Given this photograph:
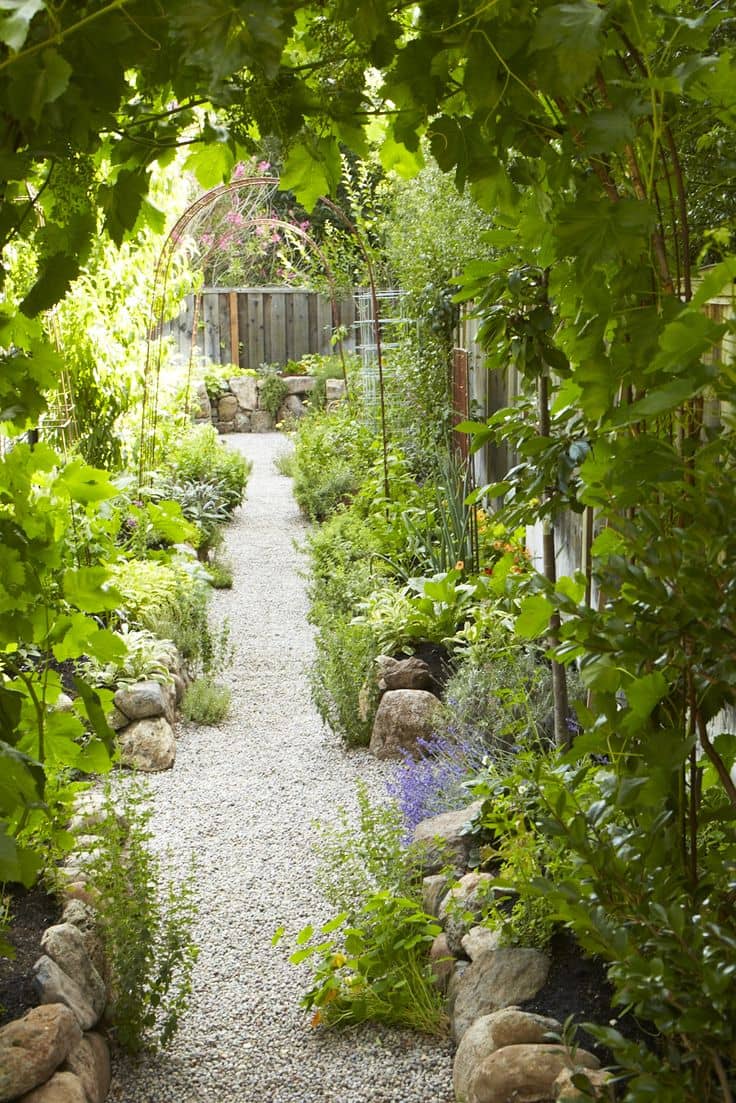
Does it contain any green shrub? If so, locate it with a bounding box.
[257,370,289,421]
[291,405,373,522]
[181,676,231,724]
[85,782,198,1054]
[110,559,206,627]
[207,552,234,589]
[274,447,296,477]
[310,616,378,747]
[167,424,251,514]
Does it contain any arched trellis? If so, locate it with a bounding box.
[139,176,390,498]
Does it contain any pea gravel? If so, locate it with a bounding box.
[107,432,454,1103]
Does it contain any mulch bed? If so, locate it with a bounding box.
[0,883,60,1028]
[521,928,655,1066]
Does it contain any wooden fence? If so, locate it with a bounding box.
[164,287,357,370]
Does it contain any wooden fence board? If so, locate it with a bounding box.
[270,292,287,365]
[202,293,220,363]
[218,293,231,364]
[247,293,264,367]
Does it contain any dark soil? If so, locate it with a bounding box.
[520,929,656,1066]
[0,883,60,1027]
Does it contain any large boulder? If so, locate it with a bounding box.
[41,924,106,1020]
[461,926,504,961]
[453,1008,561,1103]
[62,1033,111,1103]
[326,378,347,402]
[369,689,440,759]
[0,1005,81,1103]
[448,947,551,1042]
[18,1071,88,1103]
[229,376,258,410]
[375,654,435,693]
[117,716,176,771]
[33,958,97,1031]
[468,1044,599,1103]
[554,1067,615,1101]
[113,681,172,723]
[412,802,482,875]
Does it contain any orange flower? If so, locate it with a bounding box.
[455,560,464,571]
[310,1010,322,1028]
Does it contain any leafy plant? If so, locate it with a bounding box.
[284,893,447,1035]
[257,367,289,420]
[85,781,198,1054]
[181,676,231,724]
[206,551,234,589]
[166,425,251,515]
[81,627,177,689]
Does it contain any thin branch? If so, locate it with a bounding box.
[0,0,132,75]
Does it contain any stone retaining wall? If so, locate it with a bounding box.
[193,375,347,434]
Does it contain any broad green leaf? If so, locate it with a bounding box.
[296,923,314,946]
[271,925,286,946]
[555,576,584,603]
[72,677,114,749]
[56,460,117,504]
[626,672,668,719]
[0,741,44,815]
[0,0,44,51]
[21,252,81,318]
[590,528,625,558]
[321,913,349,935]
[580,656,622,694]
[184,144,235,190]
[379,134,424,178]
[515,595,554,639]
[50,613,100,662]
[531,2,607,94]
[62,567,122,613]
[690,258,736,308]
[280,136,341,211]
[147,501,199,546]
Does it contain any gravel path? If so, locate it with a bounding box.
[108,432,454,1103]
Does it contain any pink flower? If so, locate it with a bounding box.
[225,210,244,226]
[257,160,271,173]
[232,161,247,180]
[200,232,214,248]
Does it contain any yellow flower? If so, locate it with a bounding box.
[331,952,347,969]
[310,1010,322,1028]
[455,560,464,571]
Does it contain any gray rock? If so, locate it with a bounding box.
[251,410,274,432]
[118,716,176,771]
[59,902,106,979]
[326,378,347,402]
[33,957,98,1031]
[106,707,129,732]
[68,792,126,837]
[462,925,504,961]
[422,874,451,918]
[113,681,169,722]
[229,376,258,410]
[428,933,455,994]
[172,673,186,705]
[468,1044,599,1103]
[233,411,252,433]
[554,1067,614,1101]
[439,872,496,955]
[412,801,483,875]
[454,1008,562,1103]
[368,689,440,759]
[217,420,236,434]
[54,693,75,713]
[62,1033,111,1103]
[0,1005,81,1103]
[218,394,239,421]
[41,924,106,1019]
[449,947,551,1042]
[283,375,316,395]
[194,383,211,420]
[279,395,305,420]
[376,654,435,692]
[18,1070,88,1102]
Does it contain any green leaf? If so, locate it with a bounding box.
[626,672,668,719]
[0,741,44,816]
[0,0,44,51]
[56,460,117,504]
[555,576,584,603]
[289,946,316,965]
[62,567,122,613]
[379,134,424,178]
[271,925,286,946]
[590,527,625,558]
[321,912,349,935]
[184,144,235,190]
[296,923,314,945]
[515,594,554,639]
[280,136,341,211]
[531,1,607,94]
[71,677,114,749]
[21,252,81,318]
[690,258,736,308]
